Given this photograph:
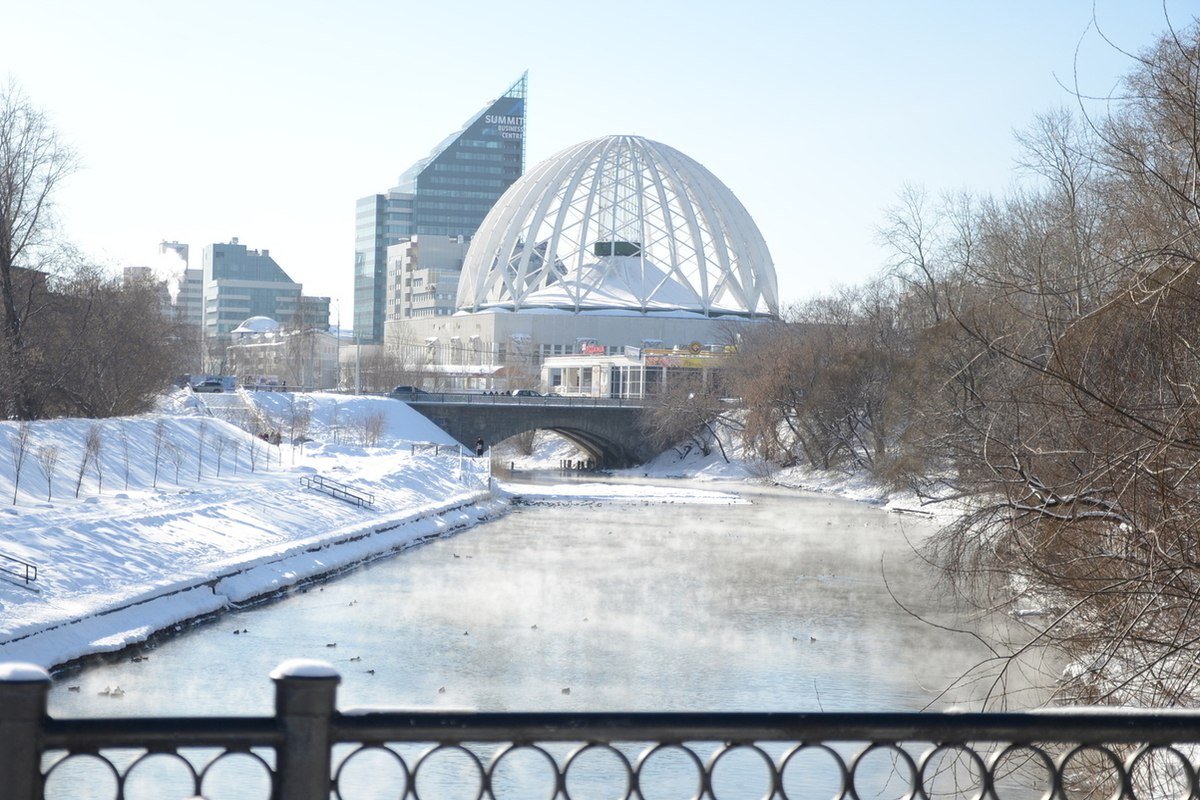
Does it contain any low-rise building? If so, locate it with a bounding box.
[225,316,340,390]
[541,344,733,399]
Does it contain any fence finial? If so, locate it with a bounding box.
[272,659,340,800]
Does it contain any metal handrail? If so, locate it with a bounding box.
[0,551,37,584]
[42,715,281,750]
[332,707,1200,745]
[6,663,1200,799]
[299,474,375,507]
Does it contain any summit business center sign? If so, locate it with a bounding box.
[484,113,525,140]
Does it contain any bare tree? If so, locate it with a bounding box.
[87,422,102,492]
[372,325,427,391]
[35,444,58,501]
[74,422,102,497]
[879,184,947,324]
[287,395,311,463]
[640,370,737,463]
[118,420,131,490]
[899,22,1200,709]
[10,421,30,504]
[358,410,386,446]
[152,419,166,488]
[327,403,342,445]
[0,86,183,420]
[39,267,190,418]
[195,420,207,481]
[0,81,78,420]
[731,287,909,475]
[166,441,184,484]
[247,437,260,473]
[213,435,228,477]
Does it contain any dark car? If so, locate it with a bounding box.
[192,379,224,393]
[389,385,428,397]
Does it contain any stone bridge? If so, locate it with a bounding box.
[401,393,655,468]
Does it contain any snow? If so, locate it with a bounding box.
[0,389,502,670]
[269,658,339,680]
[0,390,937,674]
[0,662,51,682]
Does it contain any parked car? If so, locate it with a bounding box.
[389,385,428,397]
[510,389,541,397]
[192,379,224,393]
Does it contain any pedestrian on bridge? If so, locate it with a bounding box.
[475,438,486,457]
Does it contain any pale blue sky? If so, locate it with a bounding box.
[3,1,1191,316]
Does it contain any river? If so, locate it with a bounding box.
[43,478,1031,797]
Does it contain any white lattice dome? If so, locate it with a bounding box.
[457,135,778,318]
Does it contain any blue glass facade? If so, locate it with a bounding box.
[353,72,527,343]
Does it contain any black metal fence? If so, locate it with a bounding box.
[6,660,1200,799]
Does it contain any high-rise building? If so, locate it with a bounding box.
[354,72,527,343]
[385,235,469,328]
[201,238,330,370]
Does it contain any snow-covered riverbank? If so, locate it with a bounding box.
[0,392,793,671]
[0,391,510,670]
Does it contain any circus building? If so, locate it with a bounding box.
[387,134,778,394]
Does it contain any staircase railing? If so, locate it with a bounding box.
[299,475,375,507]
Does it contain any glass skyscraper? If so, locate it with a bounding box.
[353,72,527,343]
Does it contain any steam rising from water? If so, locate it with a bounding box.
[47,482,1038,719]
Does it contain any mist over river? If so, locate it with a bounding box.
[48,480,1021,717]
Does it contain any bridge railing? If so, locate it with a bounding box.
[5,660,1200,799]
[391,390,646,408]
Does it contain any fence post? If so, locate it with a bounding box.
[271,659,340,800]
[0,663,51,800]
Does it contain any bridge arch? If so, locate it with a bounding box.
[403,397,656,469]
